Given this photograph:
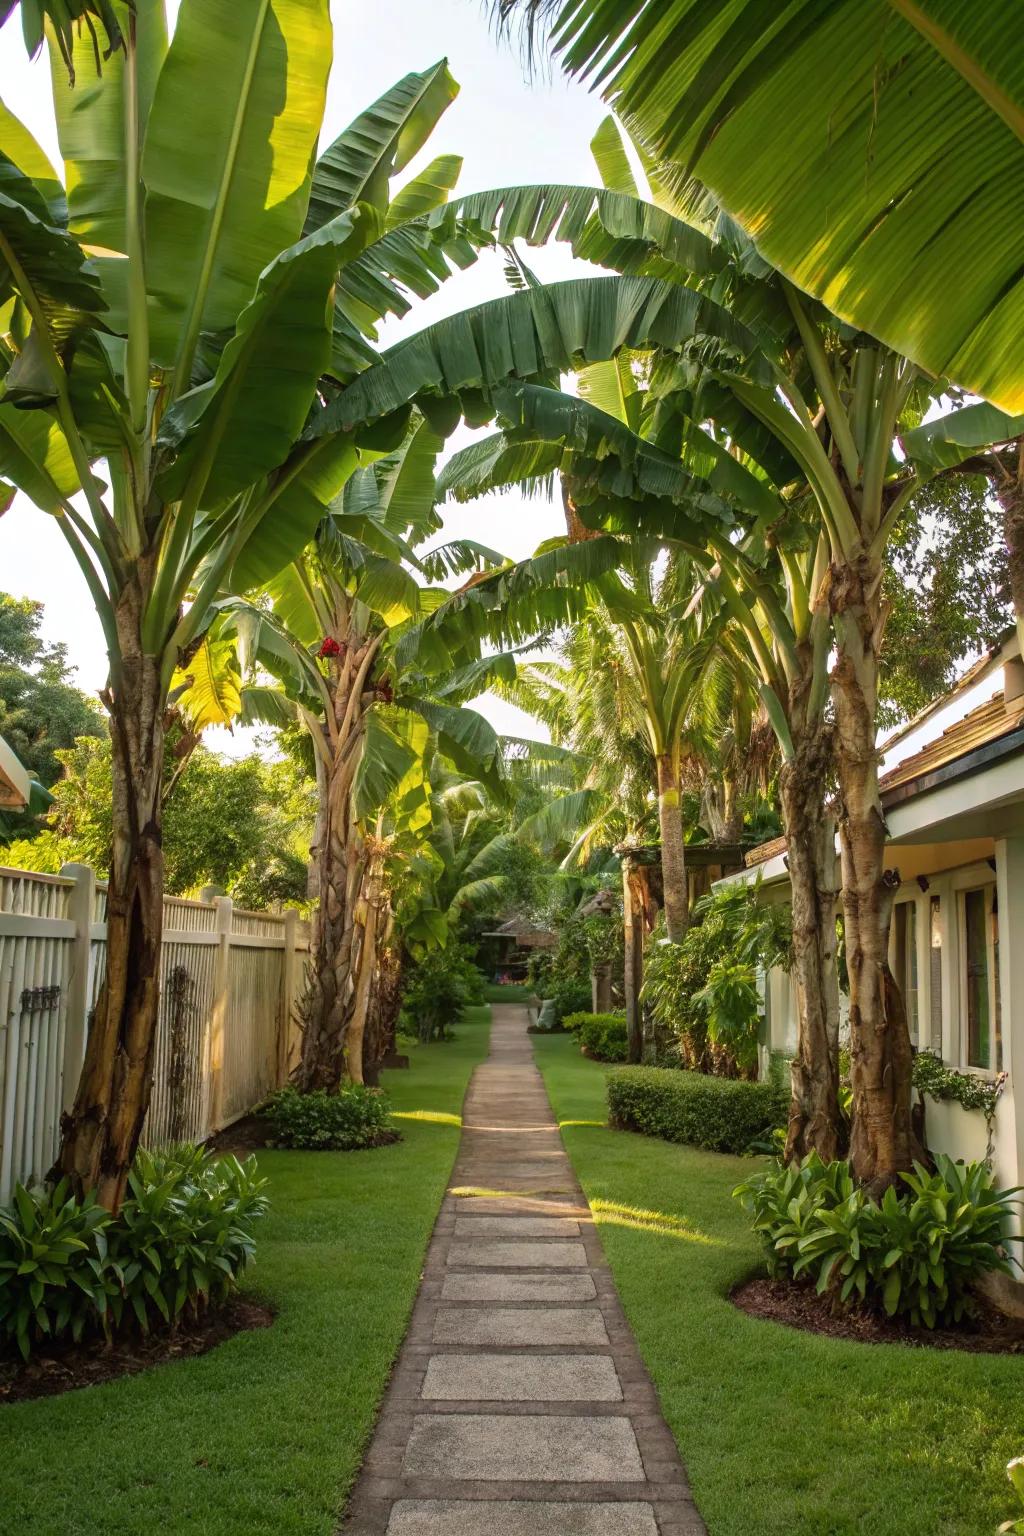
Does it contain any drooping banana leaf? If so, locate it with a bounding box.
[159,209,363,510]
[386,154,463,231]
[313,274,756,438]
[901,401,1024,473]
[0,96,67,225]
[530,0,1024,411]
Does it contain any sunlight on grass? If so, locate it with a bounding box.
[559,1118,607,1128]
[392,1110,462,1126]
[590,1197,722,1246]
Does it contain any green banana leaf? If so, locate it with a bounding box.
[535,0,1024,411]
[0,96,66,225]
[143,0,332,371]
[306,60,458,231]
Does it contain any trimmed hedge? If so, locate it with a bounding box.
[607,1067,788,1155]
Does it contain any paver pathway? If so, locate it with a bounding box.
[342,1003,706,1536]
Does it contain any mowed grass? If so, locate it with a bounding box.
[533,1030,1024,1536]
[0,1006,491,1536]
[483,982,534,1002]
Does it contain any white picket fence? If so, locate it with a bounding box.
[0,863,309,1202]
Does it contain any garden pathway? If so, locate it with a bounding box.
[341,1003,706,1536]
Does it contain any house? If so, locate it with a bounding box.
[718,630,1024,1193]
[0,734,31,811]
[480,915,557,982]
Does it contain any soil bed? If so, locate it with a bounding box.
[0,1296,274,1404]
[733,1275,1024,1354]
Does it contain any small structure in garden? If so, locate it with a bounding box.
[0,735,30,811]
[481,914,556,982]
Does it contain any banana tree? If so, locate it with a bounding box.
[0,0,547,1202]
[489,0,1024,416]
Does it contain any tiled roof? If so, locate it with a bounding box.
[744,835,787,868]
[878,690,1024,794]
[740,691,1024,870]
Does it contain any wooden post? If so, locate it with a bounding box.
[278,909,299,1086]
[59,862,95,1114]
[206,895,233,1134]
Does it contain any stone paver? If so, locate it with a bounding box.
[440,1272,597,1303]
[432,1305,608,1346]
[340,1003,706,1536]
[447,1239,588,1268]
[387,1502,659,1535]
[454,1215,581,1237]
[402,1414,645,1482]
[421,1353,621,1401]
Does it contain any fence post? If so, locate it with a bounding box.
[59,862,95,1115]
[206,895,233,1134]
[278,909,299,1086]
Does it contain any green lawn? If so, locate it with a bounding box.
[533,1031,1024,1536]
[483,982,535,1003]
[0,1007,491,1536]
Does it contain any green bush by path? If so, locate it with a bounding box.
[608,1065,787,1154]
[564,1011,629,1063]
[263,1084,393,1151]
[533,1031,1024,1536]
[0,1008,491,1536]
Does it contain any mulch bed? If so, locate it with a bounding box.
[209,1115,402,1156]
[733,1274,1024,1354]
[0,1296,275,1404]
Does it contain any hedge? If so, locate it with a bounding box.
[607,1067,788,1155]
[564,1011,629,1063]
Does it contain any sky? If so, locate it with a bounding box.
[0,0,610,750]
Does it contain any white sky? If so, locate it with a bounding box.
[0,0,610,749]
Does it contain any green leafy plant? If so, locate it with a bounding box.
[1000,1457,1024,1533]
[0,1147,267,1360]
[399,940,486,1044]
[608,1067,788,1156]
[643,880,791,1076]
[914,1052,1006,1118]
[263,1085,394,1151]
[734,1153,1023,1328]
[565,1011,629,1063]
[545,973,594,1028]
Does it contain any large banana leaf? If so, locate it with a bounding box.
[159,210,362,510]
[901,401,1024,472]
[306,61,458,232]
[314,274,755,437]
[0,188,105,319]
[532,0,1024,411]
[0,97,66,225]
[400,697,503,786]
[436,433,562,503]
[0,401,79,512]
[229,435,359,594]
[46,0,166,252]
[386,154,463,231]
[143,0,332,371]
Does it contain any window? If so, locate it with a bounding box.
[960,884,1002,1072]
[892,900,919,1045]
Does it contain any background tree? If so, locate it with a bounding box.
[0,592,103,837]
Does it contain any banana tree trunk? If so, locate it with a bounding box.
[53,580,165,1211]
[656,753,688,943]
[343,843,385,1086]
[297,742,363,1093]
[778,726,843,1163]
[831,552,916,1190]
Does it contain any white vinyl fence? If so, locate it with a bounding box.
[0,863,309,1202]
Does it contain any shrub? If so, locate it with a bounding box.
[564,1011,629,1062]
[400,940,485,1043]
[608,1067,788,1155]
[642,880,791,1075]
[545,974,592,1027]
[0,1146,267,1361]
[733,1152,1023,1328]
[264,1084,393,1150]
